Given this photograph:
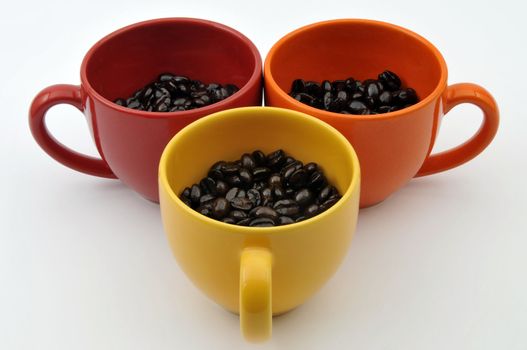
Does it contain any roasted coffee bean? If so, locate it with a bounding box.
[230,197,253,211]
[249,217,275,227]
[305,204,319,217]
[289,169,308,189]
[237,218,252,226]
[273,199,300,216]
[378,70,401,91]
[272,186,285,200]
[114,73,239,112]
[222,217,236,224]
[190,184,202,204]
[267,149,286,169]
[226,175,242,187]
[320,197,340,212]
[250,206,278,221]
[225,187,241,202]
[295,188,313,207]
[291,79,306,94]
[318,185,334,203]
[253,167,271,181]
[215,180,229,196]
[278,216,295,225]
[348,100,370,115]
[212,197,230,219]
[261,187,273,206]
[239,168,253,187]
[179,150,342,226]
[241,154,256,169]
[304,162,318,174]
[180,187,191,199]
[200,177,216,195]
[289,70,418,115]
[269,174,282,187]
[252,150,266,165]
[199,194,216,206]
[229,210,248,221]
[308,171,327,190]
[221,162,239,176]
[247,189,262,207]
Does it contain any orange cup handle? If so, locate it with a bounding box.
[29,84,116,178]
[415,83,499,177]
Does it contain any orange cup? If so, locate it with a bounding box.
[264,19,499,207]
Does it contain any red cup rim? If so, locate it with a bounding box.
[264,18,449,121]
[80,17,262,120]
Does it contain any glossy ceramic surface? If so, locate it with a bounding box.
[29,18,263,201]
[264,19,499,207]
[158,107,361,342]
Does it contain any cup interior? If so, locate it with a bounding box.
[267,20,445,103]
[161,107,357,210]
[83,18,259,102]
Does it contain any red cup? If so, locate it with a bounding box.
[29,18,263,201]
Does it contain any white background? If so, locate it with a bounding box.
[1,0,526,349]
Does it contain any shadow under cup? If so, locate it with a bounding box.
[265,19,499,208]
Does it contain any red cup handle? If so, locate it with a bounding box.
[29,84,116,178]
[416,83,499,177]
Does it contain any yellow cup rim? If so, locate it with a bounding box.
[158,106,361,234]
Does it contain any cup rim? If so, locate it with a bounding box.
[158,106,361,234]
[80,17,262,120]
[264,18,448,120]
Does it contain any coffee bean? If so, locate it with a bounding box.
[229,210,248,221]
[273,199,300,216]
[295,188,313,207]
[241,154,256,169]
[239,168,253,187]
[225,187,241,202]
[289,169,308,189]
[197,205,213,217]
[114,73,239,112]
[289,70,418,115]
[179,150,342,226]
[250,206,278,221]
[247,189,262,207]
[230,197,253,211]
[269,174,282,187]
[199,194,216,206]
[237,218,252,226]
[291,79,306,94]
[253,167,271,181]
[278,216,295,225]
[305,204,319,217]
[249,217,275,227]
[215,180,228,195]
[190,184,201,205]
[212,197,230,219]
[252,150,266,165]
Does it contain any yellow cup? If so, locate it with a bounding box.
[158,107,361,342]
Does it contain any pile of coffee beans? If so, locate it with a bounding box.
[114,73,239,112]
[289,70,418,115]
[179,150,342,227]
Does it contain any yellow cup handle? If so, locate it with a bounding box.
[240,247,272,342]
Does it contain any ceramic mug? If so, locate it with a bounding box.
[29,18,262,201]
[158,107,360,342]
[264,19,499,208]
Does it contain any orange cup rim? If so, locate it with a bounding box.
[264,18,448,120]
[80,17,262,120]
